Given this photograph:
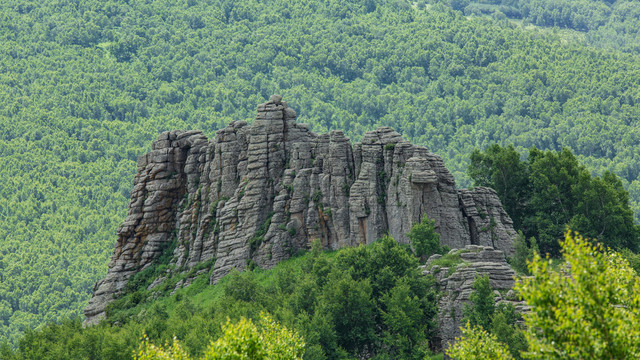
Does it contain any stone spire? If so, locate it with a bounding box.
[84,96,517,325]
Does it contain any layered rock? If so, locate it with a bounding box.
[424,246,527,355]
[85,96,517,325]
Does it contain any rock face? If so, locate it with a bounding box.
[424,245,526,355]
[84,96,517,325]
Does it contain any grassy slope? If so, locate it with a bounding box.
[7,239,441,359]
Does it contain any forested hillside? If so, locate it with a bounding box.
[3,238,441,359]
[2,0,640,345]
[460,0,640,52]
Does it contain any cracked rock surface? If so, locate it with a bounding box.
[423,245,527,355]
[84,96,516,325]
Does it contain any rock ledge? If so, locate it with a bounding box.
[423,245,526,354]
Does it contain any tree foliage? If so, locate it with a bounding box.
[135,314,304,360]
[5,237,439,359]
[446,322,515,360]
[470,144,639,255]
[462,275,495,331]
[407,215,447,261]
[509,232,538,275]
[450,230,640,359]
[3,0,640,344]
[458,0,640,53]
[461,275,527,359]
[469,144,530,230]
[515,231,640,359]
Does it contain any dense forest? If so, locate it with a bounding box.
[4,224,637,359]
[2,237,443,359]
[460,0,640,52]
[3,0,640,348]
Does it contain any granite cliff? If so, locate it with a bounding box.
[84,95,517,325]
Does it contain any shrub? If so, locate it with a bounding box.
[407,215,445,261]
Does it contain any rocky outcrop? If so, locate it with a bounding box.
[84,96,517,325]
[424,245,526,355]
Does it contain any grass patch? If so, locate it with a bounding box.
[427,250,467,276]
[105,255,216,324]
[108,247,340,327]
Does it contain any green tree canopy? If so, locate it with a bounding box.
[469,145,639,255]
[447,322,515,360]
[469,144,530,232]
[3,0,640,345]
[461,275,527,359]
[135,314,305,360]
[406,215,446,262]
[4,236,439,359]
[451,230,640,359]
[515,231,640,359]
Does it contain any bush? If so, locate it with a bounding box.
[516,230,640,359]
[9,237,440,359]
[135,314,305,360]
[462,275,494,330]
[462,275,527,359]
[407,216,446,261]
[508,232,538,275]
[447,323,514,360]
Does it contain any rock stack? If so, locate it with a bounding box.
[424,245,527,355]
[85,96,517,325]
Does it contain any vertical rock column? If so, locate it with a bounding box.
[349,127,403,245]
[209,95,289,282]
[84,130,205,325]
[170,130,210,269]
[384,140,416,243]
[458,187,516,255]
[252,101,320,266]
[402,149,469,250]
[174,121,250,269]
[347,127,471,249]
[316,131,356,249]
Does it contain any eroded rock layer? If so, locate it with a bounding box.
[424,245,527,356]
[84,96,516,325]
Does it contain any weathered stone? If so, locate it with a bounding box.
[84,96,517,326]
[426,245,524,356]
[269,94,283,104]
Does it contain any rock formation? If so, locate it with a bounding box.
[84,95,517,325]
[424,245,527,355]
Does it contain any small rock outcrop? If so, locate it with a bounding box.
[85,96,517,325]
[424,245,526,355]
